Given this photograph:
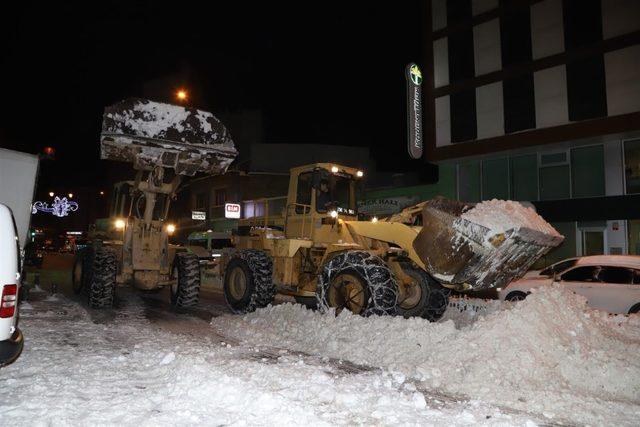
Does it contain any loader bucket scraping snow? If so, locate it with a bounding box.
[100,98,238,175]
[413,198,564,291]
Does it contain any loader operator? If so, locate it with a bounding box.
[316,178,332,212]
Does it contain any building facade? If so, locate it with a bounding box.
[419,0,640,262]
[171,143,376,241]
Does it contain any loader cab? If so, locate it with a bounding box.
[285,163,363,240]
[110,181,170,222]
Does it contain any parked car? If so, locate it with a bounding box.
[499,255,640,314]
[0,204,24,366]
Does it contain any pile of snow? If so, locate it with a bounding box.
[2,297,539,426]
[461,199,560,236]
[213,286,640,425]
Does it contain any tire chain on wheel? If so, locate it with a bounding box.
[316,250,398,316]
[399,262,450,322]
[173,252,201,308]
[89,248,117,309]
[225,249,275,314]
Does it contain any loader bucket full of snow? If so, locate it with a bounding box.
[413,198,564,291]
[100,98,238,176]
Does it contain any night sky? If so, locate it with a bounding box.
[1,1,425,188]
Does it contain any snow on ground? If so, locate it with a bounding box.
[213,286,640,426]
[0,295,541,426]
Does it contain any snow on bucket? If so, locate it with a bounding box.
[414,198,564,290]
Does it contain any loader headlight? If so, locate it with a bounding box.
[114,219,126,230]
[371,216,378,223]
[331,166,339,173]
[329,210,338,219]
[166,224,176,235]
[356,170,364,178]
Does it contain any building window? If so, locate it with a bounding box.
[481,158,509,200]
[539,151,570,201]
[195,192,207,210]
[570,145,605,198]
[214,189,226,206]
[624,139,640,194]
[510,154,538,201]
[457,162,481,202]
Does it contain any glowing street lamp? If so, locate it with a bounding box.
[48,192,54,197]
[114,219,126,230]
[68,193,73,198]
[99,191,105,196]
[176,89,188,102]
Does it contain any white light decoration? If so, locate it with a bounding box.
[32,197,79,218]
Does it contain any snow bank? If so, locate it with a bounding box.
[461,200,560,236]
[2,297,538,426]
[213,286,640,426]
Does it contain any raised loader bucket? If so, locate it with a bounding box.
[413,198,564,291]
[100,98,238,176]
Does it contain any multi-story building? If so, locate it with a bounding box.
[418,0,640,262]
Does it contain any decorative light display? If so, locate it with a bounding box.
[32,197,79,217]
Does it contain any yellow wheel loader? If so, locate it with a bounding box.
[221,163,563,319]
[72,98,237,309]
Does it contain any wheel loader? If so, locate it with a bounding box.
[72,98,238,309]
[220,163,564,320]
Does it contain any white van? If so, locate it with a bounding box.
[0,204,23,366]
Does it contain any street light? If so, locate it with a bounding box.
[68,193,73,198]
[176,89,188,102]
[99,191,105,196]
[48,192,54,197]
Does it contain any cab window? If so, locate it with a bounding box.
[296,172,312,214]
[560,266,601,282]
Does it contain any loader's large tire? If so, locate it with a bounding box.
[88,248,117,309]
[223,250,275,314]
[396,265,449,321]
[170,252,201,308]
[317,251,398,316]
[72,248,93,295]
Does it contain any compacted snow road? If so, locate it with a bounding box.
[0,286,638,426]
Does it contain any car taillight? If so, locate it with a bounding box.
[0,285,17,318]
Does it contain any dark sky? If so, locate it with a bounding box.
[1,1,426,187]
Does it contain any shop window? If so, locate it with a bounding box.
[539,165,570,200]
[571,145,605,198]
[628,219,640,255]
[457,162,481,202]
[482,158,509,200]
[535,221,577,268]
[510,154,538,201]
[624,139,640,194]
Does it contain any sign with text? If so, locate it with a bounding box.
[192,210,206,220]
[405,62,423,159]
[224,203,241,219]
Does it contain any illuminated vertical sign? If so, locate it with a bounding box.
[406,63,423,159]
